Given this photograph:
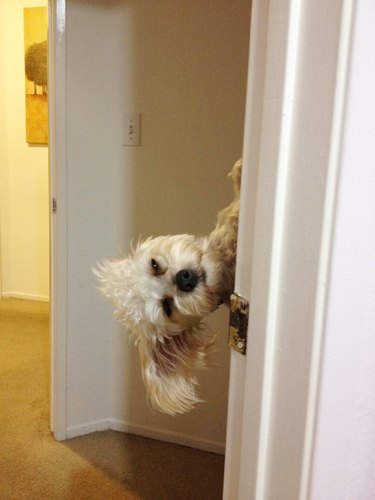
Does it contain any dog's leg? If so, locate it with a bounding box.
[228,158,242,199]
[203,159,242,304]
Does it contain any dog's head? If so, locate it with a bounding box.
[94,234,225,415]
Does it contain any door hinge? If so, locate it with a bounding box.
[228,293,249,355]
[52,198,57,214]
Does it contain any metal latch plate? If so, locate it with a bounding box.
[228,293,249,355]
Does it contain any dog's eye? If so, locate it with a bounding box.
[162,298,173,318]
[151,258,160,274]
[151,258,167,276]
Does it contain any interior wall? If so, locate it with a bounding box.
[65,0,251,451]
[0,0,49,301]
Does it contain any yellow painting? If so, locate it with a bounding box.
[24,7,48,144]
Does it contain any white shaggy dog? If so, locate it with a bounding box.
[94,159,241,415]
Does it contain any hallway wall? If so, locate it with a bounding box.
[63,0,251,451]
[0,0,49,301]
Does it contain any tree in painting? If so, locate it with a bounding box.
[25,40,47,95]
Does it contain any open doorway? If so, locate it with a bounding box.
[48,0,251,448]
[0,0,51,451]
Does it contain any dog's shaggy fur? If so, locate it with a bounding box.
[94,159,241,415]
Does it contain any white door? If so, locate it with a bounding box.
[223,0,361,498]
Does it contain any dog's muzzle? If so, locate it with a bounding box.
[176,269,198,292]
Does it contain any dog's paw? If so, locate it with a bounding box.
[228,158,242,195]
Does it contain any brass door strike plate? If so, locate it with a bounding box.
[228,293,249,355]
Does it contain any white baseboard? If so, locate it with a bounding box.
[66,418,225,455]
[1,292,50,302]
[110,419,225,455]
[66,418,111,439]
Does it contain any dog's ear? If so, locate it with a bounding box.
[93,258,129,304]
[137,325,215,415]
[93,258,144,331]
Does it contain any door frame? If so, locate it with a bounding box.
[48,0,67,440]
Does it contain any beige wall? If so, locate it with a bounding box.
[64,0,251,451]
[0,0,49,301]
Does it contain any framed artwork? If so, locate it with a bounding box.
[24,7,48,144]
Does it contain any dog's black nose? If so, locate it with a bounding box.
[176,270,198,292]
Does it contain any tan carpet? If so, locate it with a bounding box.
[0,298,224,499]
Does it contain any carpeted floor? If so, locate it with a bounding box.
[0,298,224,499]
